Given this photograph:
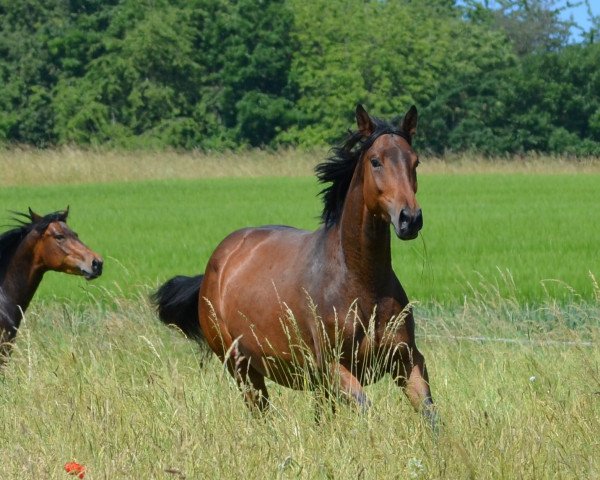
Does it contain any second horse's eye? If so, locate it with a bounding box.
[54,234,65,241]
[370,157,382,169]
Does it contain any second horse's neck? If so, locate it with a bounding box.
[0,241,44,333]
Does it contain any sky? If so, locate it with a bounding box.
[557,1,599,41]
[458,1,599,41]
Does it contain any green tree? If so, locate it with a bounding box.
[213,0,296,147]
[0,0,64,145]
[51,0,295,148]
[0,0,122,145]
[463,0,574,55]
[1,0,598,154]
[284,0,514,147]
[421,42,600,155]
[52,1,204,147]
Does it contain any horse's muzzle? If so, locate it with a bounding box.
[83,257,103,279]
[92,258,103,276]
[396,208,423,240]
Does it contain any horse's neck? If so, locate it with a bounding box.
[0,241,44,328]
[338,178,392,291]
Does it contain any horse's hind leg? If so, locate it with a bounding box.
[202,306,269,413]
[226,353,269,413]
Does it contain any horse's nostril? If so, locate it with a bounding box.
[399,208,422,235]
[399,208,411,225]
[92,258,103,274]
[414,209,423,230]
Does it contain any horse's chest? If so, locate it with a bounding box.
[331,297,407,347]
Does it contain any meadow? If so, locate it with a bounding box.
[0,149,599,479]
[1,149,598,305]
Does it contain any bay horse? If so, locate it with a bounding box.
[155,105,435,425]
[0,208,103,361]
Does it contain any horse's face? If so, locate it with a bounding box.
[32,217,103,280]
[358,105,422,240]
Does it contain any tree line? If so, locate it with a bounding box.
[1,0,599,155]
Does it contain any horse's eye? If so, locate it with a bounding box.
[370,157,382,169]
[54,234,65,241]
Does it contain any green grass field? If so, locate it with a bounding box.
[0,150,599,479]
[1,171,598,305]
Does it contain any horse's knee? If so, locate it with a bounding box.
[388,344,425,386]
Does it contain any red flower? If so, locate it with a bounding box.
[64,461,86,479]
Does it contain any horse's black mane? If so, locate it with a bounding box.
[315,116,410,227]
[0,210,68,282]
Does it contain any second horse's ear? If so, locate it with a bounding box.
[400,105,418,140]
[28,207,43,223]
[356,104,374,137]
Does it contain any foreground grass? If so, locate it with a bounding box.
[0,292,598,479]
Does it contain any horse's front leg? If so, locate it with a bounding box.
[326,362,370,412]
[0,328,16,367]
[391,345,438,430]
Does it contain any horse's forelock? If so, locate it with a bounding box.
[31,210,69,232]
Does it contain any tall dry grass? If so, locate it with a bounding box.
[0,281,597,479]
[0,148,317,186]
[2,147,600,187]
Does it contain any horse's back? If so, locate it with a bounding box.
[204,225,314,281]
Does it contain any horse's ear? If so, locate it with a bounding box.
[28,207,43,223]
[356,104,374,137]
[62,205,70,220]
[401,105,418,139]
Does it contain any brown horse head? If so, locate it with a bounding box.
[356,104,422,240]
[28,207,103,279]
[316,104,422,241]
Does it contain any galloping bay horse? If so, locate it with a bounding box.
[155,105,435,425]
[0,208,103,361]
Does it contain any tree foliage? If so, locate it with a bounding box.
[0,0,598,155]
[474,0,574,56]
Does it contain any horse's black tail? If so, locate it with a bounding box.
[152,275,204,341]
